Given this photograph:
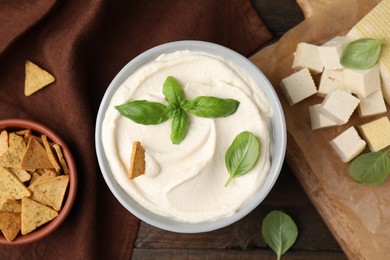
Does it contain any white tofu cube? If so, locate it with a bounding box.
[309,104,338,130]
[280,68,317,105]
[292,42,324,74]
[319,89,360,125]
[344,64,380,97]
[319,36,349,70]
[318,69,345,97]
[359,116,390,152]
[358,88,387,117]
[329,126,366,162]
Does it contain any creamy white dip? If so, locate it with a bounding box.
[102,50,272,223]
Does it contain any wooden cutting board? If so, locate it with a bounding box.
[251,0,389,259]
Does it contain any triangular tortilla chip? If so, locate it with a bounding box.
[128,141,145,180]
[53,144,69,175]
[0,167,31,205]
[9,168,31,183]
[0,211,21,242]
[15,129,31,138]
[41,135,61,172]
[0,199,21,213]
[21,197,58,235]
[29,171,41,185]
[20,137,53,170]
[0,130,8,157]
[24,60,55,96]
[29,171,56,187]
[0,133,27,168]
[29,175,69,211]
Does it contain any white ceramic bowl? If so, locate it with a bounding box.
[95,41,286,233]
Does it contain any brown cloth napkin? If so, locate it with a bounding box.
[0,0,271,258]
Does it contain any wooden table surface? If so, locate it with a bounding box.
[132,1,348,259]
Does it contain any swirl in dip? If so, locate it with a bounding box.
[102,50,272,223]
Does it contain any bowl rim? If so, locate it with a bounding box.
[95,40,286,233]
[0,118,77,245]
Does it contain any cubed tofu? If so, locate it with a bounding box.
[309,104,338,130]
[280,68,317,105]
[318,69,345,97]
[292,42,324,74]
[358,88,387,117]
[329,126,366,162]
[344,64,380,97]
[358,116,390,152]
[319,36,349,70]
[319,89,360,125]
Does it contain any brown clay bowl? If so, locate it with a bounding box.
[0,118,77,245]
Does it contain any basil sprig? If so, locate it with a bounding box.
[262,210,298,260]
[115,76,239,144]
[224,131,261,186]
[340,38,384,70]
[348,148,390,185]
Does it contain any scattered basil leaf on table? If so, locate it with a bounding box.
[170,110,189,145]
[348,148,390,185]
[262,210,298,260]
[340,38,384,70]
[224,131,261,187]
[115,100,168,125]
[115,76,240,144]
[187,96,240,118]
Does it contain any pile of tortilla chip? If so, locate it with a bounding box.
[0,129,70,242]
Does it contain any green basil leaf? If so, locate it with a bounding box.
[348,148,390,185]
[163,76,185,105]
[262,210,298,260]
[224,131,260,186]
[170,110,189,144]
[115,100,169,125]
[340,38,384,70]
[187,96,239,118]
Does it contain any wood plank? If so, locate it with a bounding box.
[253,0,304,39]
[132,248,346,260]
